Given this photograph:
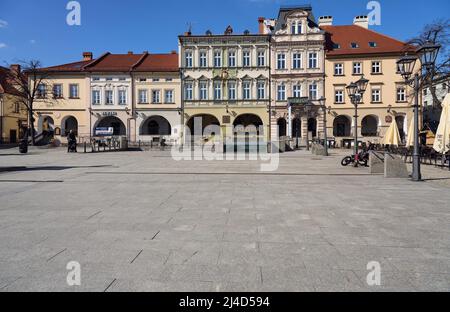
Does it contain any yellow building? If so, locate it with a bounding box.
[320,16,417,147]
[0,65,28,144]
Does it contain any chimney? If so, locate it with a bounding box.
[128,51,134,55]
[353,15,369,29]
[184,31,191,36]
[258,17,265,34]
[318,16,333,27]
[10,64,21,75]
[83,52,93,61]
[171,50,177,54]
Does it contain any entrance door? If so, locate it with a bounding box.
[10,130,17,143]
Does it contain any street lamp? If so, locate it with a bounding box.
[346,76,369,167]
[397,41,441,182]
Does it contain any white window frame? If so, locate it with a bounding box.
[277,53,286,70]
[243,50,251,67]
[257,51,265,67]
[228,81,236,100]
[92,89,101,105]
[353,62,362,75]
[257,81,265,100]
[199,81,208,100]
[214,82,222,100]
[277,84,286,101]
[105,90,114,105]
[308,52,318,69]
[118,89,127,105]
[214,51,222,68]
[293,84,302,98]
[243,81,251,100]
[165,90,174,103]
[185,83,193,100]
[334,63,344,76]
[292,53,302,69]
[152,90,161,103]
[228,50,236,67]
[199,51,208,68]
[138,89,148,104]
[185,51,193,68]
[309,83,318,100]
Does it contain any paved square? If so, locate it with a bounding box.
[0,147,449,292]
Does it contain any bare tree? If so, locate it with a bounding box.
[5,60,52,145]
[408,19,450,107]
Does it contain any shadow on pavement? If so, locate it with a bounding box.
[0,165,114,173]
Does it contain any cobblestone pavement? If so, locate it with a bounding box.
[0,147,449,292]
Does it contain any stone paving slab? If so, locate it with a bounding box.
[0,147,449,292]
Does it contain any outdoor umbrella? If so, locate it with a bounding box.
[433,93,450,154]
[406,120,415,147]
[381,120,401,146]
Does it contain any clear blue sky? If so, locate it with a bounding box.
[0,0,448,67]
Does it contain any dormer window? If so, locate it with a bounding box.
[351,42,359,49]
[291,21,302,35]
[369,42,377,48]
[333,43,341,49]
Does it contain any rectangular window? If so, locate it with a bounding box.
[152,90,161,103]
[277,84,286,101]
[199,82,208,100]
[291,22,302,35]
[353,62,362,75]
[37,84,46,98]
[199,51,207,68]
[105,90,113,105]
[118,90,127,105]
[165,90,174,103]
[214,82,222,100]
[371,88,381,102]
[92,90,101,105]
[243,51,251,67]
[53,84,63,98]
[228,82,236,100]
[243,81,251,100]
[257,82,265,100]
[308,52,318,69]
[293,53,302,69]
[334,63,344,76]
[69,84,79,98]
[277,53,286,70]
[214,51,222,68]
[397,87,406,102]
[185,83,193,100]
[138,90,148,104]
[228,51,236,67]
[185,51,193,68]
[335,90,344,103]
[309,83,318,100]
[257,51,265,67]
[293,85,302,98]
[372,61,381,74]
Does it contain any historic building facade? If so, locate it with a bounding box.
[0,65,28,144]
[259,5,326,145]
[32,52,181,144]
[179,28,271,148]
[321,16,416,147]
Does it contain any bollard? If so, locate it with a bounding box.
[84,142,87,153]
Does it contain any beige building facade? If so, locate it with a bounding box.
[259,5,326,145]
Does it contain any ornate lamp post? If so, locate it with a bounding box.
[397,41,441,182]
[346,76,369,167]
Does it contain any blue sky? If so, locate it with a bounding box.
[0,0,448,67]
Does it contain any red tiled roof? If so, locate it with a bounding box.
[37,60,93,72]
[37,52,179,73]
[0,66,23,96]
[133,53,179,72]
[322,25,413,57]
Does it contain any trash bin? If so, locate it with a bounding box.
[19,138,28,154]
